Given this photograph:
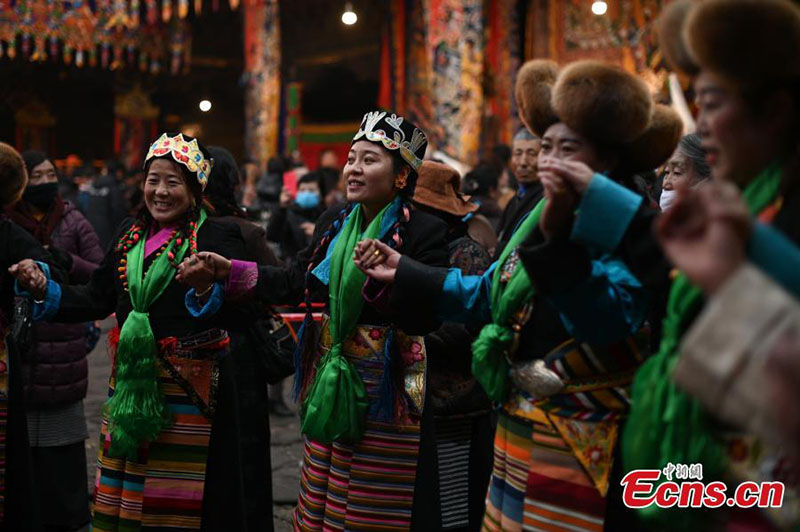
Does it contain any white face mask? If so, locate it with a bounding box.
[659,189,679,211]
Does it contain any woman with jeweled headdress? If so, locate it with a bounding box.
[178,111,451,530]
[11,132,275,531]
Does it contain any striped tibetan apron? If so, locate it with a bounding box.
[293,319,427,532]
[92,328,229,532]
[483,334,645,532]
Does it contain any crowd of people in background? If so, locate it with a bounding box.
[2,0,800,531]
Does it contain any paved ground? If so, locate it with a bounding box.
[81,318,303,531]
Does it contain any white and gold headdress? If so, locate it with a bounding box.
[352,111,428,171]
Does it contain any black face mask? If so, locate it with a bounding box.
[23,182,59,210]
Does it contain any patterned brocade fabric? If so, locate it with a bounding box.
[92,328,229,532]
[483,332,647,532]
[293,320,428,531]
[225,259,259,300]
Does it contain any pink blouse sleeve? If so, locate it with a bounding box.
[225,259,259,300]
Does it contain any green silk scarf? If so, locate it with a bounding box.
[106,209,207,458]
[622,164,782,526]
[301,202,392,443]
[472,198,547,402]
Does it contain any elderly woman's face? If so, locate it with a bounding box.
[694,71,780,186]
[662,148,701,191]
[538,122,609,173]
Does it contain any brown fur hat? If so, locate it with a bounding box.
[0,143,28,207]
[515,58,679,173]
[620,105,684,174]
[685,0,800,90]
[514,59,559,137]
[659,0,800,90]
[656,0,699,76]
[552,60,652,145]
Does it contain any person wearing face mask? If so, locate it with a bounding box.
[266,171,327,267]
[658,133,711,211]
[5,150,104,531]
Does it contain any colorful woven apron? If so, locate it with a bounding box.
[483,333,646,532]
[293,317,427,532]
[92,328,229,532]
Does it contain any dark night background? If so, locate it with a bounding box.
[0,0,383,162]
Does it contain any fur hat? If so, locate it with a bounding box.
[659,0,800,91]
[656,0,699,76]
[515,59,680,173]
[553,60,652,145]
[0,143,28,207]
[514,59,559,137]
[620,105,684,175]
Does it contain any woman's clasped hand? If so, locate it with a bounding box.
[175,251,232,287]
[9,259,47,300]
[353,238,399,283]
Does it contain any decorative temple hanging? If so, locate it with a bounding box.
[386,0,493,166]
[243,0,281,170]
[0,0,236,72]
[531,0,668,92]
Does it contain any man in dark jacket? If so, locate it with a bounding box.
[494,128,544,258]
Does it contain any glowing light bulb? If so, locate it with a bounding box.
[199,100,212,112]
[342,2,357,25]
[591,1,608,15]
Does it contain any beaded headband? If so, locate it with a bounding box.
[352,111,428,172]
[145,133,213,191]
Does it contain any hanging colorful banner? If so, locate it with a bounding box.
[484,0,521,147]
[0,0,223,72]
[243,0,281,170]
[395,0,520,163]
[548,0,667,90]
[427,0,484,165]
[405,0,435,144]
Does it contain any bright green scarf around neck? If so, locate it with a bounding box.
[106,209,207,459]
[472,198,547,402]
[301,202,393,443]
[622,164,782,526]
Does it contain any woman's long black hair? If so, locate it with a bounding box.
[205,146,245,217]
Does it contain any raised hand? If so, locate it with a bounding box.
[279,186,293,208]
[538,168,577,239]
[656,181,752,294]
[353,239,400,284]
[300,222,316,238]
[537,158,596,196]
[9,259,47,300]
